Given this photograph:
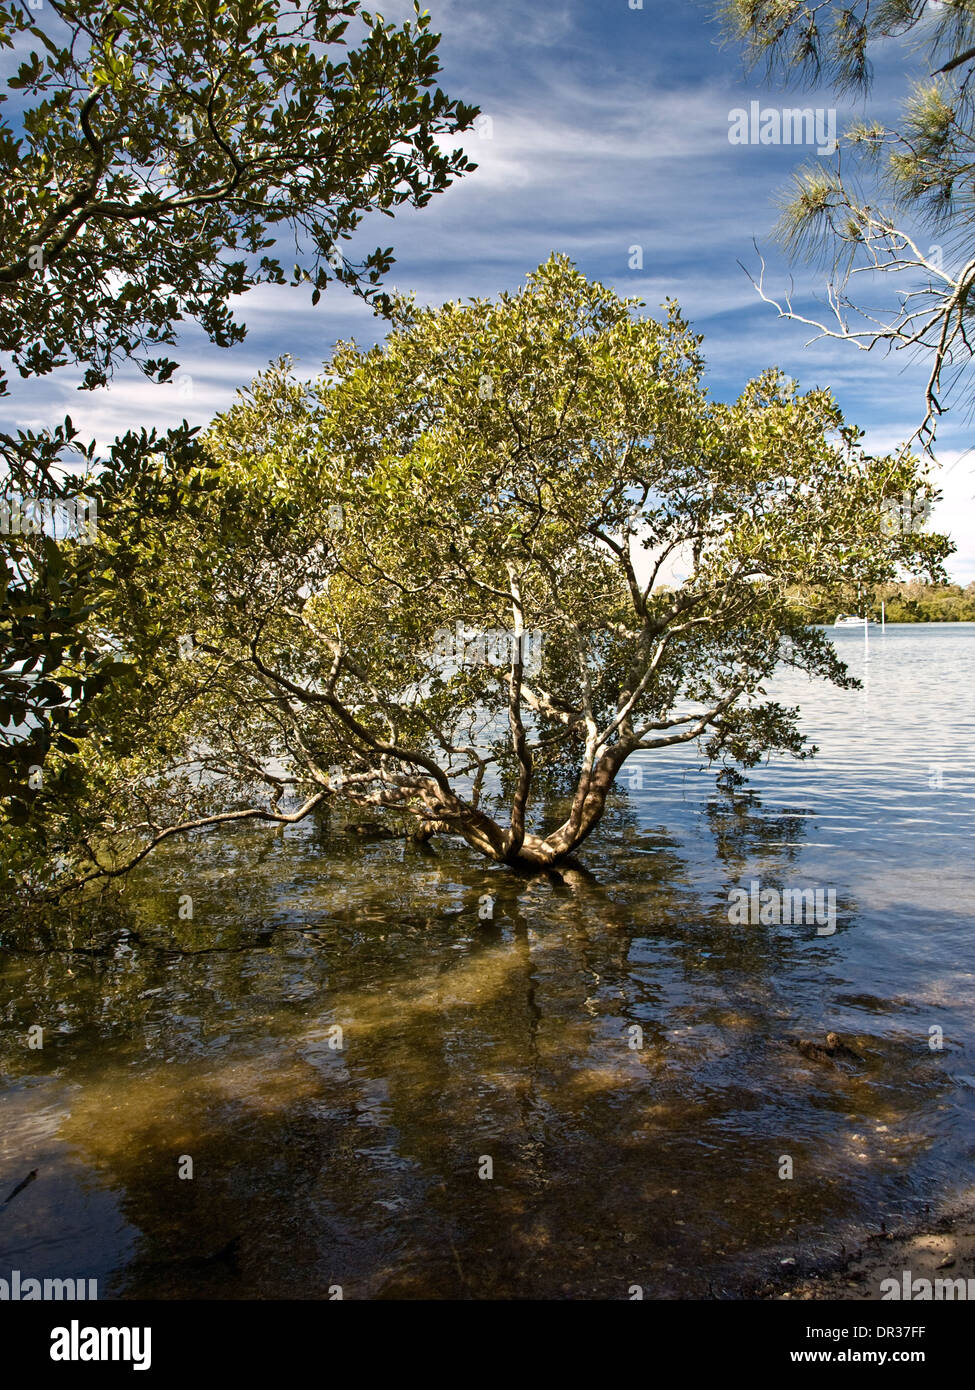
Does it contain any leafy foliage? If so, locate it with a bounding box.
[6,256,950,896]
[1,0,476,817]
[720,0,975,437]
[0,0,477,397]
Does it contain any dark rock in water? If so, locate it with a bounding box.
[345,822,395,838]
[823,1031,863,1061]
[791,1038,838,1067]
[2,1168,38,1205]
[789,1031,863,1067]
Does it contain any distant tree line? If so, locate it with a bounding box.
[789,580,975,624]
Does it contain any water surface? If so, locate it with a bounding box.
[1,624,973,1298]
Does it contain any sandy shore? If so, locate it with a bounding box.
[757,1198,975,1300]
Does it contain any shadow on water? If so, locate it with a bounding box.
[0,777,967,1299]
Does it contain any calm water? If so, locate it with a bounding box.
[1,624,973,1299]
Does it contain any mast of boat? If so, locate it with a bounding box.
[881,599,886,633]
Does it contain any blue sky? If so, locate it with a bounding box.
[4,0,974,580]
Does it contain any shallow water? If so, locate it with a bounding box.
[1,624,973,1299]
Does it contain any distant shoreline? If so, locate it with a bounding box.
[789,584,975,625]
[823,619,975,625]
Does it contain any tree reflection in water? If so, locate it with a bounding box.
[0,791,958,1299]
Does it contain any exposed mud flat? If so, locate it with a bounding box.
[753,1192,975,1301]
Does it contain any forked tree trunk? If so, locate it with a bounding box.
[447,744,632,868]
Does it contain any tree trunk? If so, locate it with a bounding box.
[498,745,630,867]
[413,745,631,867]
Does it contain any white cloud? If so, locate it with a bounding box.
[4,0,973,579]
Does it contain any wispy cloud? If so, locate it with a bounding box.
[3,0,972,578]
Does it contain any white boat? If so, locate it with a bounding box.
[833,614,870,627]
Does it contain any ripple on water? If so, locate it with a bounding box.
[0,625,973,1297]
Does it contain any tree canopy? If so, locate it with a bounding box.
[0,0,476,405]
[720,0,975,444]
[6,255,950,898]
[1,0,476,815]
